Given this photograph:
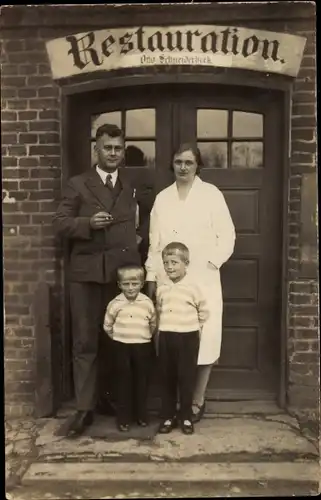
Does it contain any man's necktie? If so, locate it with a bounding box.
[105,174,113,191]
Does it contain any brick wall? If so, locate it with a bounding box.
[2,30,63,417]
[287,27,318,426]
[1,4,318,422]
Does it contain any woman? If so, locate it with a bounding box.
[145,143,236,422]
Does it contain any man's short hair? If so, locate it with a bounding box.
[96,123,124,141]
[117,264,145,282]
[162,242,190,263]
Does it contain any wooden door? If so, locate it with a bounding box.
[66,83,283,400]
[175,86,283,399]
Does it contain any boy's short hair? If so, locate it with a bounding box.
[117,264,145,282]
[162,242,190,263]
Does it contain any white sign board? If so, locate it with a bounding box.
[46,25,306,80]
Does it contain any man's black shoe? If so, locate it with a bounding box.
[67,410,94,438]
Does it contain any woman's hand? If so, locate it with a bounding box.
[145,281,156,301]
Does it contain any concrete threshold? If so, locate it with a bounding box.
[22,461,320,484]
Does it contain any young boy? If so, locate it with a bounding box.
[156,242,209,435]
[103,264,156,432]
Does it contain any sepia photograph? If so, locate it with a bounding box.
[2,2,319,498]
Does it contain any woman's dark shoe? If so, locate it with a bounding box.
[181,419,194,435]
[191,402,205,424]
[117,423,130,432]
[158,418,177,434]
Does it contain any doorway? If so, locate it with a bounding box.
[65,83,284,401]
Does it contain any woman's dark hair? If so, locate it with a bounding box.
[170,142,204,175]
[96,123,125,141]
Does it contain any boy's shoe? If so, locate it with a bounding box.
[117,422,130,432]
[137,419,148,427]
[181,419,194,435]
[158,418,177,434]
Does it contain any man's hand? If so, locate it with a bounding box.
[145,281,156,301]
[90,211,113,230]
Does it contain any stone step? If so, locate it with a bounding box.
[22,461,320,486]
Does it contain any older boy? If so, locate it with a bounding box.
[156,242,209,435]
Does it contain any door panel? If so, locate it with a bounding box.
[68,84,282,399]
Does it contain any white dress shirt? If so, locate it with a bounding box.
[96,165,118,187]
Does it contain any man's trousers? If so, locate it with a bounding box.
[112,340,153,425]
[69,282,118,411]
[158,330,200,421]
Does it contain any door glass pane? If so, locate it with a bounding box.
[197,109,228,138]
[126,109,156,137]
[91,111,121,138]
[233,112,263,138]
[125,141,155,168]
[198,142,228,169]
[232,142,263,168]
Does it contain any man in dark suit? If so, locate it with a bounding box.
[53,124,141,437]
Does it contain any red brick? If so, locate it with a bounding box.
[28,98,58,110]
[1,110,17,121]
[1,88,17,99]
[27,75,53,87]
[293,352,319,363]
[41,156,61,168]
[292,141,317,154]
[5,294,20,305]
[2,121,28,133]
[39,110,59,120]
[29,190,56,201]
[41,179,61,190]
[2,76,27,87]
[37,64,51,75]
[19,133,38,144]
[19,226,41,236]
[21,249,40,260]
[292,129,315,141]
[30,167,61,179]
[18,64,38,76]
[39,133,60,144]
[18,88,38,99]
[29,145,60,156]
[19,201,40,213]
[3,214,31,226]
[294,80,316,92]
[31,213,54,224]
[19,180,40,190]
[38,87,59,98]
[291,152,314,164]
[8,145,27,156]
[3,249,19,259]
[1,64,19,75]
[8,190,29,201]
[2,133,18,145]
[8,101,31,113]
[40,201,59,212]
[11,283,30,294]
[292,103,316,116]
[19,157,40,167]
[9,52,46,64]
[3,168,30,179]
[2,157,18,167]
[11,327,33,337]
[5,40,25,51]
[301,56,316,68]
[18,111,38,121]
[2,180,19,190]
[24,39,44,51]
[29,120,59,132]
[5,304,30,316]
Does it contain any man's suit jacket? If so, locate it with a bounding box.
[53,168,142,284]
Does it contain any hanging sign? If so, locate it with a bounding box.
[46,25,306,79]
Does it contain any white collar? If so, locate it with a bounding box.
[116,292,148,303]
[96,165,118,187]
